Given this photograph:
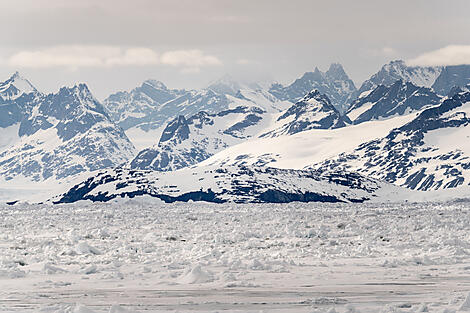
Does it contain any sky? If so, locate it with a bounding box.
[1,0,470,100]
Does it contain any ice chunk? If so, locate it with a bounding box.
[177,264,214,284]
[43,263,67,274]
[80,264,98,275]
[460,292,470,311]
[75,242,102,255]
[74,304,96,313]
[109,304,137,312]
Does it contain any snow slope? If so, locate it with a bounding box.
[201,113,417,170]
[54,163,413,204]
[312,91,470,191]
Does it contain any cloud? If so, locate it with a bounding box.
[367,47,398,57]
[236,58,258,65]
[7,46,221,70]
[408,45,470,66]
[7,45,159,69]
[160,49,222,72]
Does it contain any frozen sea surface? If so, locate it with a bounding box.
[1,199,470,313]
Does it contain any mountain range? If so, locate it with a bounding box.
[2,59,470,204]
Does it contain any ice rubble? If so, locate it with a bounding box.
[1,201,470,312]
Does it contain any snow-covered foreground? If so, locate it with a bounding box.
[1,200,470,313]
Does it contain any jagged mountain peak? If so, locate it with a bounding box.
[358,60,443,95]
[326,63,349,80]
[0,78,135,182]
[210,73,236,84]
[207,74,243,96]
[300,89,333,107]
[142,79,168,90]
[0,71,38,100]
[10,71,21,79]
[284,89,340,118]
[159,115,190,144]
[386,59,405,66]
[268,63,357,113]
[55,83,101,110]
[261,90,347,137]
[347,79,442,124]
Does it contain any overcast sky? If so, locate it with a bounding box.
[1,0,470,99]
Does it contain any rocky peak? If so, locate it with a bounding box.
[358,60,443,95]
[326,63,349,80]
[299,89,335,110]
[142,79,168,90]
[0,71,38,100]
[347,79,441,124]
[207,74,243,96]
[159,115,190,144]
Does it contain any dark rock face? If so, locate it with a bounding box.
[0,100,26,128]
[269,63,357,112]
[262,90,348,137]
[159,115,190,144]
[54,164,393,204]
[223,114,262,138]
[313,91,470,191]
[347,80,442,124]
[432,65,470,96]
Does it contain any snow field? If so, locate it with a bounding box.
[1,200,470,312]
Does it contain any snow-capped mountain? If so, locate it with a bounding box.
[269,63,357,113]
[358,60,442,96]
[207,74,245,96]
[0,80,135,182]
[104,81,263,150]
[54,163,412,204]
[129,89,290,171]
[432,64,470,96]
[312,90,470,191]
[0,72,41,129]
[103,80,186,131]
[261,90,348,137]
[0,71,37,101]
[347,80,442,124]
[199,112,416,171]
